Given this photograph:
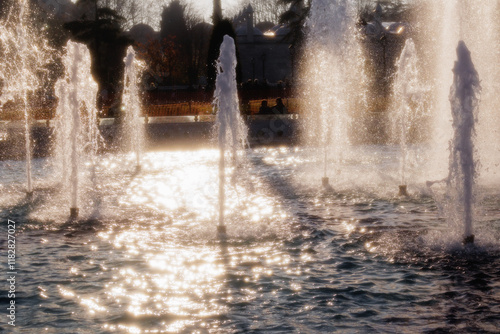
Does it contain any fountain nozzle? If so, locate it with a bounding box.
[70,208,79,220]
[217,225,227,236]
[463,234,475,245]
[398,185,409,197]
[322,177,330,188]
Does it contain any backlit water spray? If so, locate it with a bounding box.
[213,35,248,235]
[0,0,51,195]
[302,0,366,188]
[421,0,500,184]
[447,41,480,244]
[123,46,145,171]
[390,38,425,196]
[54,41,100,219]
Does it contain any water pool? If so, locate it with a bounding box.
[1,147,500,333]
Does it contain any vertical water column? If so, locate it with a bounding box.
[448,41,480,244]
[0,0,51,195]
[421,0,500,183]
[418,1,459,179]
[390,38,425,196]
[68,44,81,219]
[458,1,500,183]
[18,2,32,195]
[301,0,366,187]
[55,41,99,219]
[123,46,145,171]
[213,35,248,235]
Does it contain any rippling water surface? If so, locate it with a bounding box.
[1,147,500,333]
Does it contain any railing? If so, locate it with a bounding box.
[1,97,301,121]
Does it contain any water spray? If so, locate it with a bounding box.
[391,38,424,198]
[123,46,145,172]
[213,35,248,237]
[449,41,480,245]
[54,41,100,221]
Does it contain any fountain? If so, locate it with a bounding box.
[422,1,500,183]
[0,0,51,196]
[390,38,425,197]
[122,46,145,171]
[301,0,366,189]
[448,41,480,245]
[54,41,100,219]
[418,1,500,244]
[212,35,248,235]
[1,2,500,333]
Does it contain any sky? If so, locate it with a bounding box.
[187,0,244,21]
[68,0,248,29]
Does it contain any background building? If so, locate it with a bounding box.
[233,5,292,85]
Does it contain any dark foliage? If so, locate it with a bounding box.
[63,1,132,118]
[358,1,413,24]
[158,1,190,85]
[278,0,310,82]
[160,1,188,43]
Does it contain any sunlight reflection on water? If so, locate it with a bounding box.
[2,147,500,333]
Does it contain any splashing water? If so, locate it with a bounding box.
[447,41,480,242]
[390,38,426,189]
[301,0,366,186]
[0,0,52,194]
[421,1,500,183]
[123,46,145,170]
[212,35,248,229]
[54,41,100,216]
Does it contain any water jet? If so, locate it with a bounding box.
[54,41,100,218]
[213,35,248,235]
[0,0,51,194]
[390,38,425,197]
[123,46,145,170]
[448,40,480,245]
[302,0,366,189]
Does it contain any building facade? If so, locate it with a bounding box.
[233,5,293,85]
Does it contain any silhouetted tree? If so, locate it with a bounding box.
[278,0,310,82]
[64,0,132,120]
[136,36,180,89]
[160,1,188,42]
[189,22,211,86]
[358,0,412,23]
[206,19,240,91]
[249,0,288,24]
[159,1,190,85]
[30,0,71,106]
